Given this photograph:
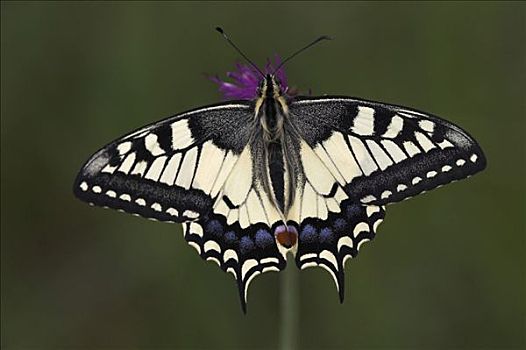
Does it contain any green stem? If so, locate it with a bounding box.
[279,255,299,350]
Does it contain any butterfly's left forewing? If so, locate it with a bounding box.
[74,101,286,312]
[74,102,252,221]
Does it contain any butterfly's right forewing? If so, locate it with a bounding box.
[289,96,486,206]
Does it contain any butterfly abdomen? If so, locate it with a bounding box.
[267,142,285,212]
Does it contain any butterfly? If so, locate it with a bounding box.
[74,29,486,313]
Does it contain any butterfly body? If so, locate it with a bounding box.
[255,74,299,227]
[75,71,485,312]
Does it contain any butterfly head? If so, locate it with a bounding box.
[257,74,284,99]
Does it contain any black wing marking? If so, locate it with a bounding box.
[288,96,486,206]
[73,101,253,222]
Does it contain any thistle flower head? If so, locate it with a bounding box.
[209,55,295,100]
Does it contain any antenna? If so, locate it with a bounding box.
[215,27,265,77]
[273,35,332,74]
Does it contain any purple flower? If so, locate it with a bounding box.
[209,55,297,100]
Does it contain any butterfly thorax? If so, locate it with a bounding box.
[256,74,288,142]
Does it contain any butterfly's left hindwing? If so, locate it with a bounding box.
[182,146,287,312]
[74,101,286,312]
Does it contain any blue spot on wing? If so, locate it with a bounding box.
[300,224,318,243]
[240,236,255,255]
[224,231,238,244]
[319,227,334,243]
[255,229,273,248]
[345,203,362,219]
[207,220,224,237]
[332,218,347,233]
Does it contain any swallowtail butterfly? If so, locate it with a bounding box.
[74,30,486,312]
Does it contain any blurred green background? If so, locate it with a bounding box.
[1,2,525,349]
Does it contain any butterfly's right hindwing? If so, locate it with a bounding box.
[284,96,485,299]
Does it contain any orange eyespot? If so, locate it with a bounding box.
[275,225,298,248]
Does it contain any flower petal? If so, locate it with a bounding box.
[209,56,296,100]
